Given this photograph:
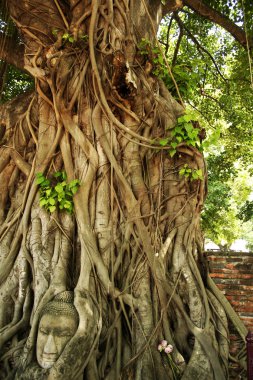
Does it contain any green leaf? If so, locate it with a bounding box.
[40,179,50,187]
[39,199,47,207]
[49,198,56,205]
[177,115,186,123]
[188,140,196,147]
[63,201,71,209]
[183,114,194,122]
[49,205,56,213]
[169,149,177,157]
[37,176,45,185]
[159,138,169,146]
[196,169,204,180]
[69,179,80,187]
[55,184,63,193]
[68,36,74,43]
[175,126,182,133]
[54,171,62,178]
[71,186,78,194]
[184,123,194,134]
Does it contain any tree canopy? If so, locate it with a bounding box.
[158,0,253,249]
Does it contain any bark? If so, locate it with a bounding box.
[0,1,247,379]
[0,34,24,70]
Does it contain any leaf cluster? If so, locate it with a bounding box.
[36,172,80,214]
[238,200,253,223]
[0,65,34,103]
[52,29,88,44]
[179,164,203,181]
[138,39,198,100]
[159,110,203,157]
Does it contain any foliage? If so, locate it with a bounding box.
[0,64,34,103]
[138,38,198,99]
[172,112,202,147]
[158,110,204,157]
[36,172,80,214]
[52,29,88,43]
[238,200,253,222]
[202,156,253,247]
[157,4,253,248]
[179,164,203,181]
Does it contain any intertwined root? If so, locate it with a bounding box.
[0,0,247,379]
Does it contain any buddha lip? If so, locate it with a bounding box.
[42,354,58,361]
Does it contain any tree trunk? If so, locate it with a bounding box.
[0,1,247,379]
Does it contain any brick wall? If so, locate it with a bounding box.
[207,250,253,379]
[207,250,253,331]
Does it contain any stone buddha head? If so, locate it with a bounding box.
[36,291,79,369]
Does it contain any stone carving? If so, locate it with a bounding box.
[36,291,79,369]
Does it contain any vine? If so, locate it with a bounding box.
[36,171,80,213]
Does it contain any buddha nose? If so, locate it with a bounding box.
[44,333,57,354]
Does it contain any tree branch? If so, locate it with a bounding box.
[0,34,24,70]
[172,18,184,66]
[162,0,183,16]
[173,12,227,81]
[182,0,252,49]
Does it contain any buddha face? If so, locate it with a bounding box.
[36,313,78,369]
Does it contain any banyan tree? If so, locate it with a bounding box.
[0,1,249,379]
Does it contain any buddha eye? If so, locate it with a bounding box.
[57,331,72,338]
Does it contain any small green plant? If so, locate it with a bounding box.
[36,171,80,214]
[62,32,75,43]
[52,29,74,42]
[158,111,202,157]
[179,164,204,181]
[52,29,88,44]
[138,40,204,156]
[172,111,201,147]
[80,34,88,42]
